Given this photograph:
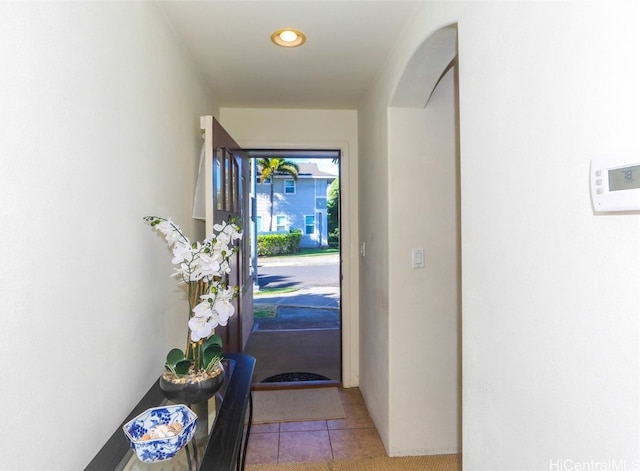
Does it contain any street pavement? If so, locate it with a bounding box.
[254,253,340,309]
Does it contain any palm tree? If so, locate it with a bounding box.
[257,157,300,231]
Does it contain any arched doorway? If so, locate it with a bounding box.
[386,24,461,453]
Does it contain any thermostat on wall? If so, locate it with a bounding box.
[590,156,640,212]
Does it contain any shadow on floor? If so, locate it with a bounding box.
[245,328,341,384]
[247,289,342,386]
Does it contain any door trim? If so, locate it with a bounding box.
[231,138,359,388]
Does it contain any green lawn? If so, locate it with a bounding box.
[253,304,277,318]
[253,287,300,296]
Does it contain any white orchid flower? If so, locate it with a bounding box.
[146,215,242,359]
[224,224,243,241]
[156,219,186,247]
[188,312,218,342]
[213,292,235,325]
[195,253,222,278]
[191,299,211,318]
[213,222,242,245]
[171,241,194,265]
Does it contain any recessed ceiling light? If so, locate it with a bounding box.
[271,29,306,48]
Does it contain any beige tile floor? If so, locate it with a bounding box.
[246,387,386,465]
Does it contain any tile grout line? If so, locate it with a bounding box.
[276,422,281,463]
[327,422,336,461]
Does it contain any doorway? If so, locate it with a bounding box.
[384,23,460,452]
[243,151,342,387]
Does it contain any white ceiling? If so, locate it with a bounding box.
[157,1,422,110]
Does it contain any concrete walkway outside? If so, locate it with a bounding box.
[257,253,339,268]
[246,253,341,384]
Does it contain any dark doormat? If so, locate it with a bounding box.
[262,372,331,383]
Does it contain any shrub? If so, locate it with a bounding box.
[257,232,303,256]
[328,228,340,248]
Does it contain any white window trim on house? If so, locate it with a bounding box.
[276,215,286,232]
[284,179,296,194]
[304,214,315,235]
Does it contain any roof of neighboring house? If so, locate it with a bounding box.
[273,162,337,179]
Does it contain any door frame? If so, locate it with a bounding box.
[232,138,358,388]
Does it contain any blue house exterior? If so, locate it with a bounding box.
[255,162,337,248]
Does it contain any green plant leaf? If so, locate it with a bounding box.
[202,334,223,350]
[203,344,223,371]
[174,359,192,376]
[204,354,222,371]
[166,348,186,368]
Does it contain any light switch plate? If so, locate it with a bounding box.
[412,248,425,268]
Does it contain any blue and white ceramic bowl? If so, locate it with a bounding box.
[122,405,198,463]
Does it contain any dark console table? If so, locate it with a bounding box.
[86,353,255,471]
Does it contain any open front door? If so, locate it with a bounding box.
[201,115,253,353]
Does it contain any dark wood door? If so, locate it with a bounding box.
[203,116,252,353]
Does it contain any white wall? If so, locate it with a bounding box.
[0,3,217,469]
[357,79,393,448]
[219,108,360,387]
[388,68,460,455]
[460,2,640,468]
[359,1,640,468]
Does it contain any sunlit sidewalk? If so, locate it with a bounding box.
[257,253,339,267]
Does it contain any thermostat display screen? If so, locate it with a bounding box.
[609,165,640,191]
